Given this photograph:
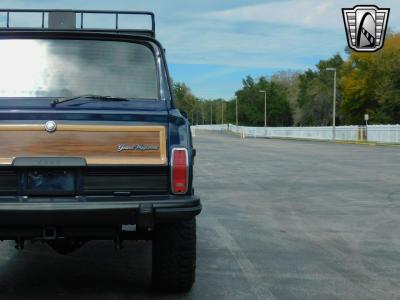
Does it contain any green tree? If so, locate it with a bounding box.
[272,71,301,124]
[232,75,293,126]
[172,82,197,123]
[296,54,344,126]
[341,33,400,124]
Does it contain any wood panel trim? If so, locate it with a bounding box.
[0,124,167,166]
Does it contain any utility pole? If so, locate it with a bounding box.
[259,90,267,127]
[326,68,337,141]
[221,102,224,124]
[235,97,238,126]
[210,103,213,125]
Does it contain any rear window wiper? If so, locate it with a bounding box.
[51,94,130,106]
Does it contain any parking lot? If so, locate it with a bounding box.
[0,131,399,299]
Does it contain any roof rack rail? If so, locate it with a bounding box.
[0,9,155,37]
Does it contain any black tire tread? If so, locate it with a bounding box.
[152,218,196,292]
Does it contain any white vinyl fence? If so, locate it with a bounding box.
[192,124,400,144]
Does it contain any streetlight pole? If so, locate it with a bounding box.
[235,97,238,126]
[210,103,213,125]
[221,102,224,124]
[259,90,267,127]
[326,68,337,141]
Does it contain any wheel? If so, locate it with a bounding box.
[152,217,196,292]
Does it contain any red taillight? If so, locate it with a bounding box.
[171,148,188,194]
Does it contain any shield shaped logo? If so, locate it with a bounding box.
[342,5,390,52]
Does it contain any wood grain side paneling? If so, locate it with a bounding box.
[0,125,167,166]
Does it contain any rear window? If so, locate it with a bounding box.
[0,39,158,99]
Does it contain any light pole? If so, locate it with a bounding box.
[326,68,337,141]
[221,102,224,124]
[259,90,267,127]
[235,97,238,126]
[210,103,213,125]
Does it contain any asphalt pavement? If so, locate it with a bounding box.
[0,130,399,299]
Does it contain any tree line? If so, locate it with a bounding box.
[173,33,400,126]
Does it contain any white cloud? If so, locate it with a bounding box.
[1,0,399,98]
[1,0,399,70]
[159,20,339,68]
[207,0,400,30]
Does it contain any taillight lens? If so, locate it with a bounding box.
[171,148,188,194]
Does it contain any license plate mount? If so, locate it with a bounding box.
[23,169,76,196]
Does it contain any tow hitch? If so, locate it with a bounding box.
[43,227,57,240]
[137,204,154,232]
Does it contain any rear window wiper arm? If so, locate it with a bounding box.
[51,94,130,106]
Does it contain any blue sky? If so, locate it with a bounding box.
[1,0,400,99]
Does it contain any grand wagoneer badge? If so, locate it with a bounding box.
[117,144,159,152]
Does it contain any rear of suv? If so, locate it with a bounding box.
[0,9,201,292]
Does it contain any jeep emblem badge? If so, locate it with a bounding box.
[44,121,57,133]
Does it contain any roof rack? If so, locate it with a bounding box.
[0,9,155,37]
